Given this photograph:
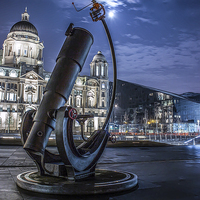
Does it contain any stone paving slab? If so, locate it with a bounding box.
[0,145,200,199]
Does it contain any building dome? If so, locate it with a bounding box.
[10,21,38,36]
[92,51,106,62]
[2,8,44,68]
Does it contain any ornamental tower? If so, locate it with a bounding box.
[90,51,109,112]
[90,51,108,79]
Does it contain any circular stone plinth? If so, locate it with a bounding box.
[17,169,138,195]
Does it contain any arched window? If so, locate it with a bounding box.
[9,70,18,77]
[76,97,81,107]
[7,92,16,101]
[88,97,95,108]
[27,93,32,103]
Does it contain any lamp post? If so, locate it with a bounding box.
[114,104,118,134]
[16,97,20,132]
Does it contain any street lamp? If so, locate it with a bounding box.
[112,104,118,134]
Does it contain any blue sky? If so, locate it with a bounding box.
[0,0,200,94]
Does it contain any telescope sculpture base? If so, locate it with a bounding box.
[17,169,138,195]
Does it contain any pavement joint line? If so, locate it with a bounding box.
[98,158,200,165]
[0,158,199,168]
[1,147,19,166]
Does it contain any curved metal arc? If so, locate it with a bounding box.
[101,18,117,130]
[55,106,109,172]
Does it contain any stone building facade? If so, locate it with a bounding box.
[0,8,109,134]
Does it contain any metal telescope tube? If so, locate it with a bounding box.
[24,25,93,154]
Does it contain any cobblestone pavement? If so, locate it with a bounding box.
[0,145,200,200]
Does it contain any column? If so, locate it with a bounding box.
[4,82,7,102]
[37,85,40,103]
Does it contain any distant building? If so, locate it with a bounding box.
[0,8,109,134]
[180,92,200,103]
[109,80,200,134]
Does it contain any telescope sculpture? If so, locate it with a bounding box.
[17,1,138,195]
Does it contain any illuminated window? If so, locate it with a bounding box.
[45,75,50,82]
[76,97,81,107]
[0,69,5,76]
[27,94,32,103]
[75,120,80,127]
[88,99,91,107]
[6,116,14,126]
[76,90,82,96]
[24,49,27,56]
[7,105,10,112]
[10,93,14,101]
[76,78,82,86]
[0,91,4,101]
[102,82,105,89]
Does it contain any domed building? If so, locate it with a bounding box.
[0,8,109,134]
[2,8,46,77]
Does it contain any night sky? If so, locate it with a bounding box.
[0,0,200,94]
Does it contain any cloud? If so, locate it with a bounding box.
[124,34,141,40]
[53,28,64,34]
[100,0,125,7]
[81,17,90,23]
[127,0,140,3]
[135,17,158,25]
[52,0,126,9]
[111,35,200,93]
[0,22,15,34]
